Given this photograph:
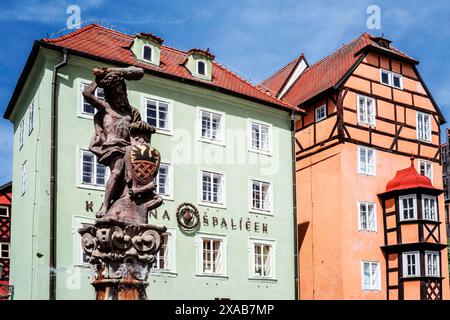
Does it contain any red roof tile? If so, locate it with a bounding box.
[279,33,417,106]
[41,24,294,111]
[385,159,437,193]
[258,54,305,96]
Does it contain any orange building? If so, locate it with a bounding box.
[261,33,448,299]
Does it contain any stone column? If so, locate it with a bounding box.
[79,217,166,300]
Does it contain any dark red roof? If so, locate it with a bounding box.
[271,33,416,106]
[385,160,436,193]
[41,24,294,111]
[258,53,305,96]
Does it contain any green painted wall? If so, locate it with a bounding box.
[9,48,295,300]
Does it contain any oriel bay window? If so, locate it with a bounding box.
[80,149,110,187]
[403,251,420,277]
[422,195,437,221]
[425,251,440,277]
[399,195,417,221]
[197,234,227,276]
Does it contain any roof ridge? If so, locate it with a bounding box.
[259,53,304,86]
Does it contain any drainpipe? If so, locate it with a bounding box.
[291,109,299,300]
[49,48,68,300]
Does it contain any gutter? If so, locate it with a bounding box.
[291,109,299,300]
[49,48,68,300]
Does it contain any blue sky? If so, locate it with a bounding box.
[0,0,450,185]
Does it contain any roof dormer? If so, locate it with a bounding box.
[185,48,214,81]
[131,32,164,66]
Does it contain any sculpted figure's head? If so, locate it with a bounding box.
[97,72,129,108]
[130,121,156,145]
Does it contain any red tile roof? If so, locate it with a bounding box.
[41,24,294,111]
[266,33,417,107]
[258,54,305,96]
[385,159,437,193]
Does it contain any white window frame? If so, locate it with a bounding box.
[0,243,10,259]
[248,238,276,280]
[142,44,154,62]
[142,94,173,135]
[315,104,327,123]
[73,216,95,267]
[358,201,377,232]
[19,118,24,150]
[21,161,27,196]
[151,228,177,274]
[78,148,110,190]
[197,107,225,145]
[358,146,376,176]
[249,179,273,215]
[79,80,105,119]
[199,170,226,208]
[425,251,440,277]
[357,94,376,126]
[422,195,438,221]
[380,69,403,90]
[0,206,9,218]
[248,119,272,155]
[416,111,432,142]
[399,194,417,221]
[361,261,381,291]
[156,162,174,200]
[418,159,433,181]
[402,251,420,277]
[196,233,227,277]
[196,60,207,76]
[28,100,36,135]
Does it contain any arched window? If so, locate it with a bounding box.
[197,60,206,76]
[143,45,153,62]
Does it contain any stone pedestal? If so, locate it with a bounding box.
[79,217,166,300]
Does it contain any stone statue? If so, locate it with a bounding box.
[79,67,166,300]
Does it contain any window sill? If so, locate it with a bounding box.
[248,148,272,157]
[362,288,382,292]
[358,172,376,177]
[198,138,226,147]
[198,201,226,209]
[77,184,106,192]
[77,113,94,120]
[358,229,377,233]
[196,273,228,279]
[249,209,274,217]
[155,129,174,137]
[248,277,277,283]
[150,271,178,277]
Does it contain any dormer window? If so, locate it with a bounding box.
[197,60,206,76]
[143,45,153,62]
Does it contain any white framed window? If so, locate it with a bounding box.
[0,243,10,259]
[250,179,272,212]
[422,195,438,221]
[358,201,376,231]
[198,108,224,144]
[28,100,36,135]
[200,170,225,206]
[315,104,327,122]
[248,120,271,154]
[197,60,207,76]
[21,161,27,196]
[357,94,376,126]
[145,97,172,132]
[249,239,276,279]
[380,69,403,89]
[425,251,440,277]
[0,206,9,218]
[142,44,153,62]
[73,216,95,266]
[361,261,380,291]
[402,251,420,277]
[417,112,431,142]
[196,234,227,276]
[418,160,433,180]
[358,146,376,176]
[80,149,110,187]
[152,228,176,273]
[80,82,104,116]
[19,119,24,150]
[156,163,173,199]
[399,194,417,221]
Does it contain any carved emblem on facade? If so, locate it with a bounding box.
[176,203,200,231]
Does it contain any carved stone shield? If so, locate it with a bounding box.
[132,160,157,184]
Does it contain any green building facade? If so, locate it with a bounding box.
[4,24,296,300]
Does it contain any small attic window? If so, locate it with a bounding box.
[197,60,206,76]
[143,45,153,62]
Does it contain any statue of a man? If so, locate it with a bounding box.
[82,66,144,218]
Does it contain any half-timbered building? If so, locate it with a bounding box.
[261,32,448,299]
